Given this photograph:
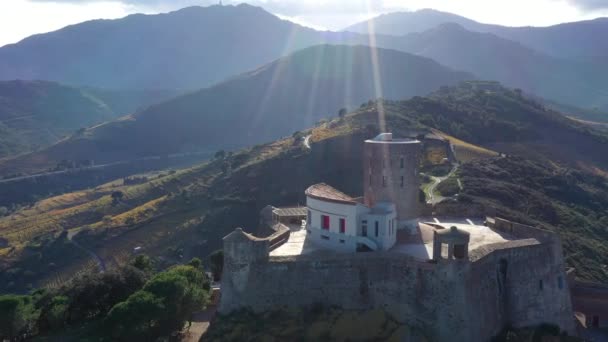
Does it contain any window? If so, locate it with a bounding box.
[375,221,379,237]
[339,218,346,234]
[539,279,544,290]
[453,244,466,259]
[339,239,345,244]
[321,215,330,230]
[321,235,330,240]
[362,220,368,237]
[400,158,404,169]
[400,176,404,188]
[382,176,386,187]
[558,276,564,289]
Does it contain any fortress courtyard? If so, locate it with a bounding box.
[270,217,514,260]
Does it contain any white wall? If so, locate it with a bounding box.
[306,196,396,252]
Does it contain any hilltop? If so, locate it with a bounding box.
[0,44,473,176]
[1,82,608,292]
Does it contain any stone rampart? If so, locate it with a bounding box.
[220,218,575,341]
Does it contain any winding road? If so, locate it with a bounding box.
[425,165,459,205]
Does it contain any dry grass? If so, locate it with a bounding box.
[431,129,499,163]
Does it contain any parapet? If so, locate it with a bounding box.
[488,217,557,243]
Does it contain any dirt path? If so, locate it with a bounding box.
[426,165,458,205]
[303,135,312,149]
[182,306,217,342]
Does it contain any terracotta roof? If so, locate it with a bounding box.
[305,183,357,205]
[273,207,307,217]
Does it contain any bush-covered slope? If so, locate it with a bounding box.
[2,82,608,292]
[0,80,180,160]
[0,80,114,158]
[0,45,472,176]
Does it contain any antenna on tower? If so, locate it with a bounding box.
[219,0,223,5]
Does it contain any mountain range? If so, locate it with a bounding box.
[0,44,472,175]
[1,4,608,114]
[1,4,608,175]
[346,9,608,60]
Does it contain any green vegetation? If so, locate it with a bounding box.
[436,173,461,197]
[459,156,608,281]
[0,257,209,341]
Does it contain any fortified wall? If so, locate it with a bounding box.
[220,218,575,341]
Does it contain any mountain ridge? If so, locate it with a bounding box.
[0,44,473,176]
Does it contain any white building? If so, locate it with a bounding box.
[305,183,397,252]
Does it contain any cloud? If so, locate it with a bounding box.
[560,0,608,10]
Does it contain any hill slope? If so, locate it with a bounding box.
[0,45,473,176]
[0,80,181,160]
[1,82,608,292]
[0,80,115,158]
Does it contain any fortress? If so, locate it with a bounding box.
[219,133,576,341]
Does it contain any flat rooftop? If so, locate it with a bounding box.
[269,217,516,260]
[365,132,420,145]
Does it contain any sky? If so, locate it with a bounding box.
[1,0,608,47]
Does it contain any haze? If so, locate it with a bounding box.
[2,0,608,47]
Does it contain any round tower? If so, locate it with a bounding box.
[363,133,422,222]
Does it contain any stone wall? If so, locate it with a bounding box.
[220,218,575,341]
[468,240,575,338]
[221,242,473,341]
[363,140,422,220]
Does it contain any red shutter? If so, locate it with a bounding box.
[339,218,346,233]
[322,215,330,230]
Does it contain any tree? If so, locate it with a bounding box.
[187,257,202,269]
[338,107,347,119]
[105,290,164,341]
[132,255,153,274]
[105,265,209,340]
[44,296,69,331]
[0,294,36,340]
[209,250,224,282]
[214,150,226,160]
[111,191,124,205]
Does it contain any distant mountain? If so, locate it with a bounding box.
[394,24,608,111]
[0,4,355,90]
[0,80,181,159]
[0,45,473,175]
[345,9,485,36]
[0,80,115,158]
[345,9,608,60]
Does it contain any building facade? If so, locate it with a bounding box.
[363,133,422,223]
[305,183,397,252]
